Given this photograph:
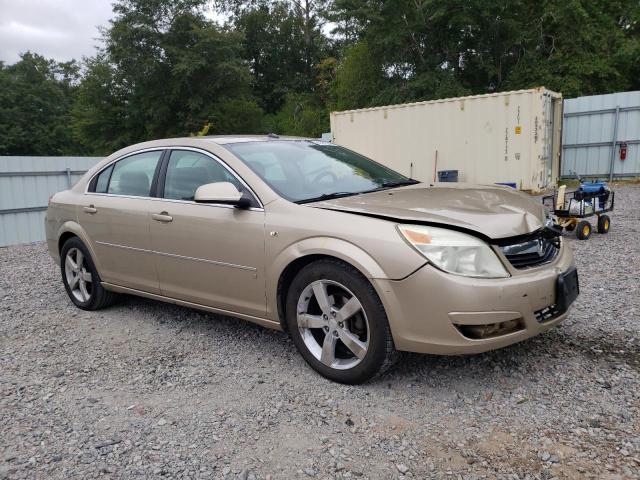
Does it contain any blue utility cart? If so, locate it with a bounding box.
[542,180,614,240]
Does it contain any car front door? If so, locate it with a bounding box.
[148,149,266,318]
[81,149,163,294]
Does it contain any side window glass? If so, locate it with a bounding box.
[164,151,244,201]
[107,151,162,197]
[93,165,113,193]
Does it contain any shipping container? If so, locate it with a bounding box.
[330,88,563,192]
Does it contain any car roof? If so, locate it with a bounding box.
[200,135,313,145]
[103,135,321,157]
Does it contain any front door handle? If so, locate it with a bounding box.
[83,205,97,214]
[152,212,173,223]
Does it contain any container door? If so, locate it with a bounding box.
[542,94,555,188]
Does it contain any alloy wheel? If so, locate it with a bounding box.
[64,247,93,303]
[296,279,370,370]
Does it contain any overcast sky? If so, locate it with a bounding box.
[0,0,115,63]
[0,1,226,64]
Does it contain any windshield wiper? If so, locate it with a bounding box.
[361,179,420,193]
[295,192,360,204]
[296,180,419,204]
[381,179,420,188]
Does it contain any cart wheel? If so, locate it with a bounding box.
[576,221,592,240]
[565,222,576,232]
[597,215,610,234]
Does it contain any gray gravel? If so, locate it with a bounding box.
[1,185,639,480]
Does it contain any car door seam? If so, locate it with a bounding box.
[94,241,257,271]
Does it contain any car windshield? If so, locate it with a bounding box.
[225,140,418,203]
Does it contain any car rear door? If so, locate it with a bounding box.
[81,149,164,294]
[148,148,266,317]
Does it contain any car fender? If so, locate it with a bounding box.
[266,236,390,322]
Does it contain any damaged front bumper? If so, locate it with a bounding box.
[372,241,577,355]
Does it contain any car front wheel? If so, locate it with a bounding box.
[286,259,396,384]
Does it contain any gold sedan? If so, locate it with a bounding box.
[46,136,579,383]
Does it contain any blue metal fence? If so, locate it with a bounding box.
[562,91,640,179]
[0,156,102,247]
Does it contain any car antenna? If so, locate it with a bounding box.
[267,132,279,138]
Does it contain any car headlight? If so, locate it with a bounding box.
[397,224,510,278]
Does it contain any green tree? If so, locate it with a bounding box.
[330,41,382,110]
[234,3,312,113]
[503,0,639,96]
[0,52,81,155]
[264,92,329,137]
[73,0,263,154]
[5,0,639,155]
[71,55,133,154]
[329,0,640,103]
[224,0,332,116]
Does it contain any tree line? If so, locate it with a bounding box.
[1,0,638,156]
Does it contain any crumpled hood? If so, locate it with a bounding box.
[311,183,547,239]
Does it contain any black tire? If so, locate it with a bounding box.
[565,222,576,232]
[576,220,592,240]
[60,237,118,310]
[285,259,397,384]
[597,215,610,234]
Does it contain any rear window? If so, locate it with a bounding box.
[107,151,162,197]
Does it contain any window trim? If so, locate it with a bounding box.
[85,146,263,210]
[86,147,166,198]
[90,163,114,194]
[157,148,263,209]
[150,149,170,198]
[106,150,164,197]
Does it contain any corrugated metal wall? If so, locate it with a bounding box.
[562,91,640,178]
[0,156,102,247]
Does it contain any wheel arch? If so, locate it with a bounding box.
[56,222,103,274]
[271,237,389,331]
[58,231,77,253]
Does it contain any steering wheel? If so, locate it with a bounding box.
[313,171,338,184]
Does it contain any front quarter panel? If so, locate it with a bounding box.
[264,199,427,321]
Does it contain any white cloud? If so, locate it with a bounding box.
[0,0,113,63]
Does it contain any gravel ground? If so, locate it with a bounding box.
[1,185,639,480]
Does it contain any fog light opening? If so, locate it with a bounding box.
[456,318,524,340]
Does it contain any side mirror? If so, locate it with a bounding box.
[194,182,251,209]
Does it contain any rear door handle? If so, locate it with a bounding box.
[83,205,97,214]
[152,212,173,223]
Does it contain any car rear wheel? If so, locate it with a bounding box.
[285,259,396,384]
[61,237,118,310]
